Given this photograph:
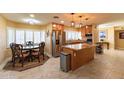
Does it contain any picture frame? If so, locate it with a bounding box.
[119,32,124,39]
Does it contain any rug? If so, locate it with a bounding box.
[3,55,49,71]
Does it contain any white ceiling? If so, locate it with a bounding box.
[1,13,124,27]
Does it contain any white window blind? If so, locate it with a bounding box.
[7,27,15,47]
[34,31,41,43]
[16,30,25,44]
[40,31,45,42]
[65,30,82,41]
[7,27,46,48]
[25,30,33,42]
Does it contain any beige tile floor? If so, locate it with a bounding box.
[0,49,124,79]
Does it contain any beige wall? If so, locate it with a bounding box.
[98,27,115,49]
[45,23,53,56]
[92,25,98,43]
[107,27,115,48]
[0,16,7,64]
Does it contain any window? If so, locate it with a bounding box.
[34,31,41,43]
[65,30,82,41]
[25,30,33,42]
[7,27,15,47]
[40,31,45,42]
[16,29,25,44]
[7,27,46,48]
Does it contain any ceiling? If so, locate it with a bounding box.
[1,13,124,27]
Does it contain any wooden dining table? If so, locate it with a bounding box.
[22,44,39,61]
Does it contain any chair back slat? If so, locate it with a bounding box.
[39,42,45,55]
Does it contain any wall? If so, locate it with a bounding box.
[45,23,53,56]
[92,25,98,44]
[0,16,7,64]
[98,27,115,49]
[107,27,115,48]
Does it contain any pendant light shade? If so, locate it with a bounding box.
[79,16,83,28]
[79,23,83,28]
[71,13,75,27]
[85,18,89,28]
[71,21,75,27]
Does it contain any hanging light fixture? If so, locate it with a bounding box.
[85,18,89,28]
[79,16,83,28]
[70,13,75,27]
[53,16,59,27]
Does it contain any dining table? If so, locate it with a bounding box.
[22,44,39,61]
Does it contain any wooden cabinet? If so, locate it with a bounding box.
[81,25,92,35]
[86,25,92,34]
[62,43,95,71]
[80,25,93,43]
[52,22,64,31]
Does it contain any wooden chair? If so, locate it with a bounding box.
[96,44,103,54]
[10,43,29,67]
[31,42,45,62]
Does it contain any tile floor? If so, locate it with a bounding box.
[0,49,124,79]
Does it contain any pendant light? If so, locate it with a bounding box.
[79,16,83,28]
[85,18,89,29]
[71,13,75,27]
[53,16,59,27]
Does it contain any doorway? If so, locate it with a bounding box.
[115,30,124,49]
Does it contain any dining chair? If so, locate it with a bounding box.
[96,43,103,54]
[10,43,16,66]
[31,42,45,62]
[10,43,29,67]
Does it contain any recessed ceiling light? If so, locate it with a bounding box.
[60,20,64,24]
[30,14,35,18]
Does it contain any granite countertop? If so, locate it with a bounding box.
[62,43,94,51]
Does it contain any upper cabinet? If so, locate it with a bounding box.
[52,22,64,31]
[81,25,92,35]
[80,25,93,44]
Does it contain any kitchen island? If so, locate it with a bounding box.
[62,43,95,71]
